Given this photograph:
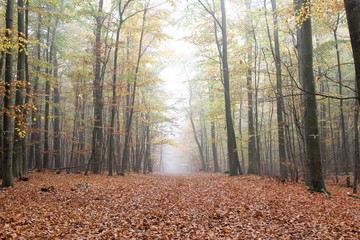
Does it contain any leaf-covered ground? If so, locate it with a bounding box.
[0,173,359,239]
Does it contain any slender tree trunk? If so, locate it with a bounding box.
[87,0,104,175]
[69,90,80,172]
[79,93,86,170]
[0,50,4,176]
[30,12,43,171]
[189,83,206,171]
[221,0,242,175]
[121,4,149,173]
[109,9,123,176]
[53,54,61,169]
[247,51,257,174]
[43,26,51,169]
[316,37,328,175]
[245,1,258,175]
[353,103,359,193]
[238,101,245,172]
[211,120,220,172]
[208,84,220,172]
[327,96,339,182]
[333,18,350,174]
[268,0,287,179]
[143,124,151,173]
[23,0,30,175]
[2,0,15,187]
[13,0,26,178]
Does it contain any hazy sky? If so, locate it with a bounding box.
[157,2,197,173]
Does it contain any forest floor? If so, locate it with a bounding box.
[0,172,359,239]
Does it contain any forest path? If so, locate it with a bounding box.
[0,172,359,239]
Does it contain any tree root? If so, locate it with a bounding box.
[347,192,360,200]
[321,188,332,198]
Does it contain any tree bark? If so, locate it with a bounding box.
[245,1,258,175]
[108,12,122,176]
[344,0,360,192]
[333,16,350,174]
[53,54,61,169]
[298,0,326,192]
[43,26,51,169]
[23,0,29,174]
[29,12,43,171]
[270,0,287,179]
[221,0,242,175]
[13,0,26,177]
[87,0,104,175]
[2,0,15,187]
[121,3,149,173]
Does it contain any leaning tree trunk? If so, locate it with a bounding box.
[189,82,206,171]
[344,0,360,193]
[2,0,15,187]
[221,0,242,175]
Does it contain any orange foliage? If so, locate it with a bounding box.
[0,173,359,239]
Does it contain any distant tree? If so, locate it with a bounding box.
[29,11,43,171]
[269,0,287,180]
[188,81,206,171]
[245,0,259,175]
[121,1,150,173]
[109,0,135,176]
[197,0,242,175]
[87,0,104,175]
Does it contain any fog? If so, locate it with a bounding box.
[161,144,191,173]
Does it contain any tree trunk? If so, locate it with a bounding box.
[221,0,242,175]
[23,0,30,175]
[270,0,287,179]
[13,0,26,178]
[344,0,360,192]
[30,12,43,171]
[87,0,104,175]
[53,54,61,169]
[43,26,51,169]
[108,6,123,176]
[333,17,350,174]
[298,0,326,192]
[353,103,359,193]
[211,120,220,172]
[238,100,245,172]
[189,82,206,171]
[245,1,258,175]
[121,3,149,173]
[2,0,15,187]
